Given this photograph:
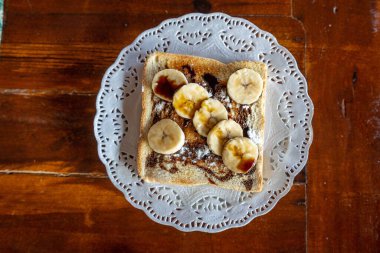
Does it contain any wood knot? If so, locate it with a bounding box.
[193,0,212,13]
[296,199,306,206]
[352,66,358,87]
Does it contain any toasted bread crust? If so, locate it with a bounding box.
[138,52,266,192]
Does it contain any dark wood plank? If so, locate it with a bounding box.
[2,14,304,47]
[0,16,304,92]
[0,93,103,174]
[0,44,121,93]
[294,0,380,252]
[0,174,305,253]
[8,0,291,16]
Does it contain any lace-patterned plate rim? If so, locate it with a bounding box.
[94,12,314,233]
[124,181,296,233]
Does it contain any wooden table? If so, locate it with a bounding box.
[0,0,378,252]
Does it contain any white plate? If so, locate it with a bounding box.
[94,13,313,233]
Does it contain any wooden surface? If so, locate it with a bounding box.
[0,0,378,252]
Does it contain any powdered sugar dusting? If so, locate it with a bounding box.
[155,100,166,112]
[175,144,212,162]
[247,128,260,144]
[179,146,189,155]
[199,81,207,88]
[222,92,230,103]
[216,88,231,103]
[195,145,210,159]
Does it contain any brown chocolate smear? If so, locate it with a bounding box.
[169,112,184,126]
[152,113,161,124]
[202,73,218,91]
[207,177,216,185]
[148,151,232,182]
[146,153,160,167]
[236,107,251,129]
[243,127,249,137]
[183,119,191,128]
[243,178,253,191]
[181,65,196,82]
[159,164,178,174]
[194,163,234,182]
[187,142,207,150]
[213,84,224,100]
[171,166,179,173]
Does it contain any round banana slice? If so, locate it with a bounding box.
[193,99,228,137]
[147,119,185,154]
[222,137,258,174]
[207,119,243,156]
[173,83,209,119]
[152,69,188,101]
[227,68,263,104]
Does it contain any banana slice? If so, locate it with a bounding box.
[227,68,263,104]
[207,119,243,156]
[193,99,228,137]
[147,119,185,154]
[222,137,258,174]
[173,83,209,119]
[152,69,188,101]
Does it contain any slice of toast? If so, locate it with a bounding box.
[137,52,266,192]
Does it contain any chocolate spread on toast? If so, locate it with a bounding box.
[146,70,256,191]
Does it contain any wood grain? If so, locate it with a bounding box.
[0,16,304,92]
[2,14,301,45]
[0,94,102,173]
[8,0,291,16]
[293,0,380,252]
[0,174,305,253]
